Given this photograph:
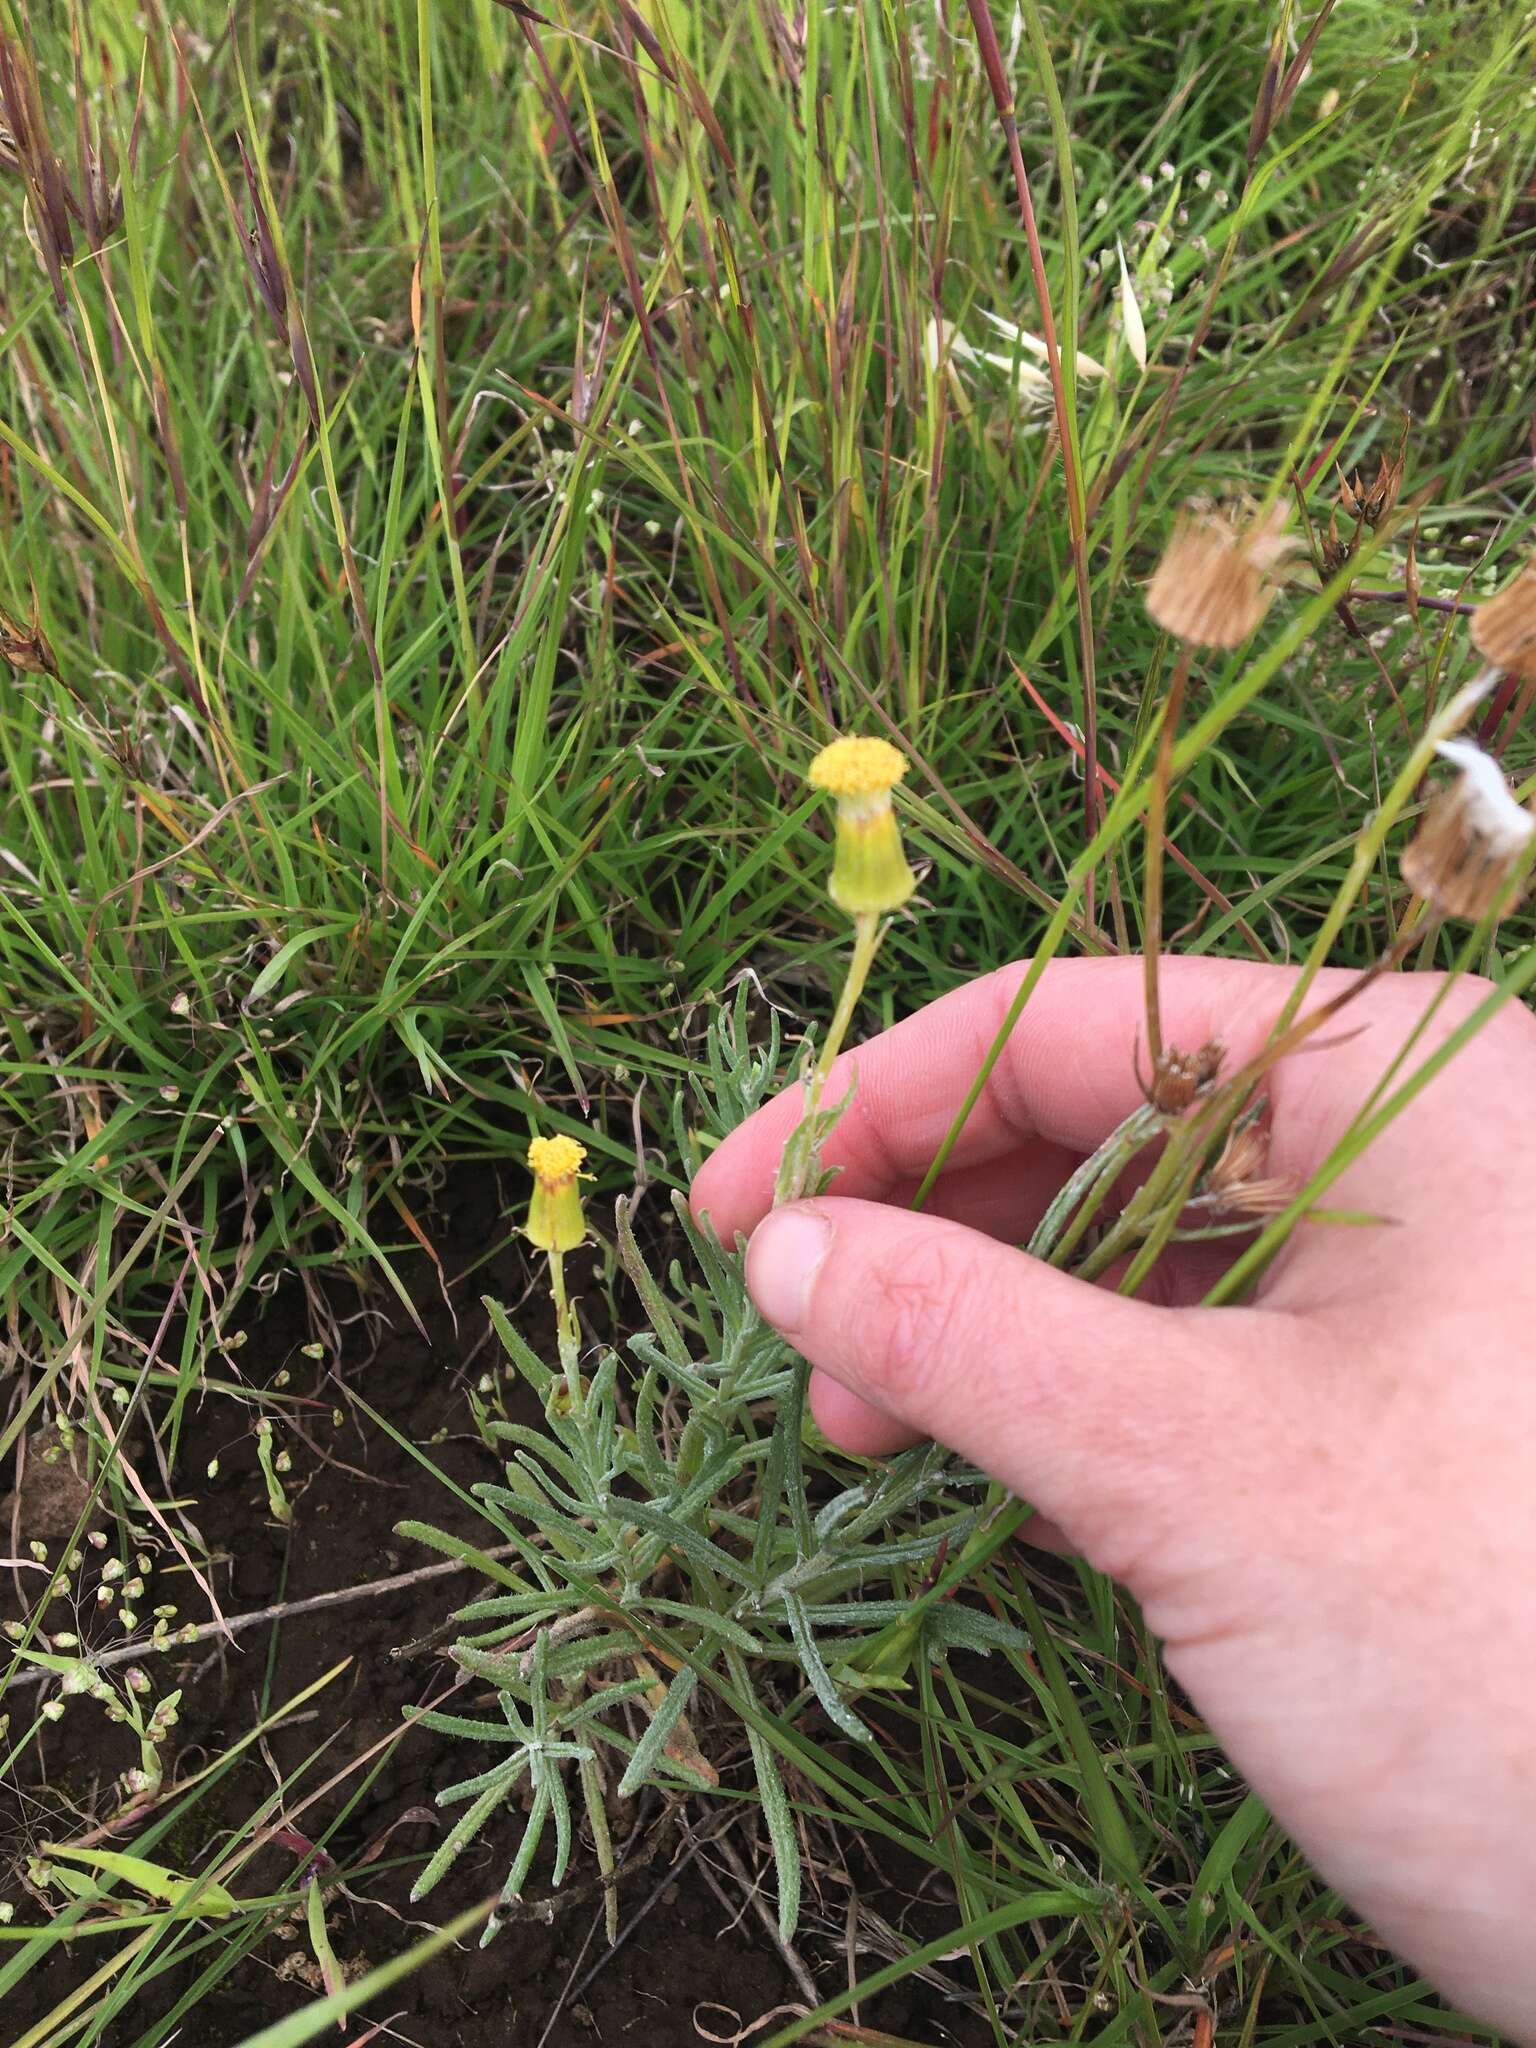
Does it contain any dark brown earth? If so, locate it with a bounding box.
[1,1173,992,2047]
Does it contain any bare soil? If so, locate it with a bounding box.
[1,1173,991,2047]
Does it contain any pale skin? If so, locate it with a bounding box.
[692,955,1536,2042]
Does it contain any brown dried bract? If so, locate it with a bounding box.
[0,600,58,677]
[1145,501,1296,650]
[1204,1118,1294,1218]
[1470,558,1536,682]
[1319,507,1352,579]
[1337,447,1405,531]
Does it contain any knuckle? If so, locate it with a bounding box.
[861,1234,969,1410]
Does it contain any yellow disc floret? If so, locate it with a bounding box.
[807,735,908,800]
[527,1134,587,1186]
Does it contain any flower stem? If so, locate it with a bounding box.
[811,912,881,1103]
[774,914,886,1210]
[548,1248,580,1410]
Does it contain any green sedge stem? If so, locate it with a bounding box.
[1273,667,1497,1034]
[1141,645,1191,1071]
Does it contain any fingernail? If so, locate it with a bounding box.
[747,1208,833,1333]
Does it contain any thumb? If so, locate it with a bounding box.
[746,1199,1310,1612]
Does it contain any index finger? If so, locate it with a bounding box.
[690,953,1301,1244]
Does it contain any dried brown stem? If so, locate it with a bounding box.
[8,1544,517,1694]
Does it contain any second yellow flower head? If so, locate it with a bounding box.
[807,736,916,917]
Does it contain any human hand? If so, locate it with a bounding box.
[692,955,1536,2041]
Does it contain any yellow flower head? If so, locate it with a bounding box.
[807,736,916,917]
[527,1134,586,1186]
[526,1134,588,1251]
[807,736,907,800]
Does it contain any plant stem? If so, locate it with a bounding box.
[964,0,1099,881]
[811,910,881,1106]
[1028,1105,1161,1267]
[548,1249,581,1413]
[1349,587,1475,617]
[1141,645,1192,1071]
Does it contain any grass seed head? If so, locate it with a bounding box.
[808,736,916,917]
[1145,500,1296,649]
[1401,738,1534,922]
[1470,557,1536,681]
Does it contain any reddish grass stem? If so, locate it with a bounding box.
[963,2,1100,876]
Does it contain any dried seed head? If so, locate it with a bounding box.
[1203,1119,1295,1218]
[1337,447,1404,531]
[1145,501,1296,649]
[1470,557,1536,682]
[1401,738,1535,922]
[0,600,58,677]
[1147,1041,1225,1115]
